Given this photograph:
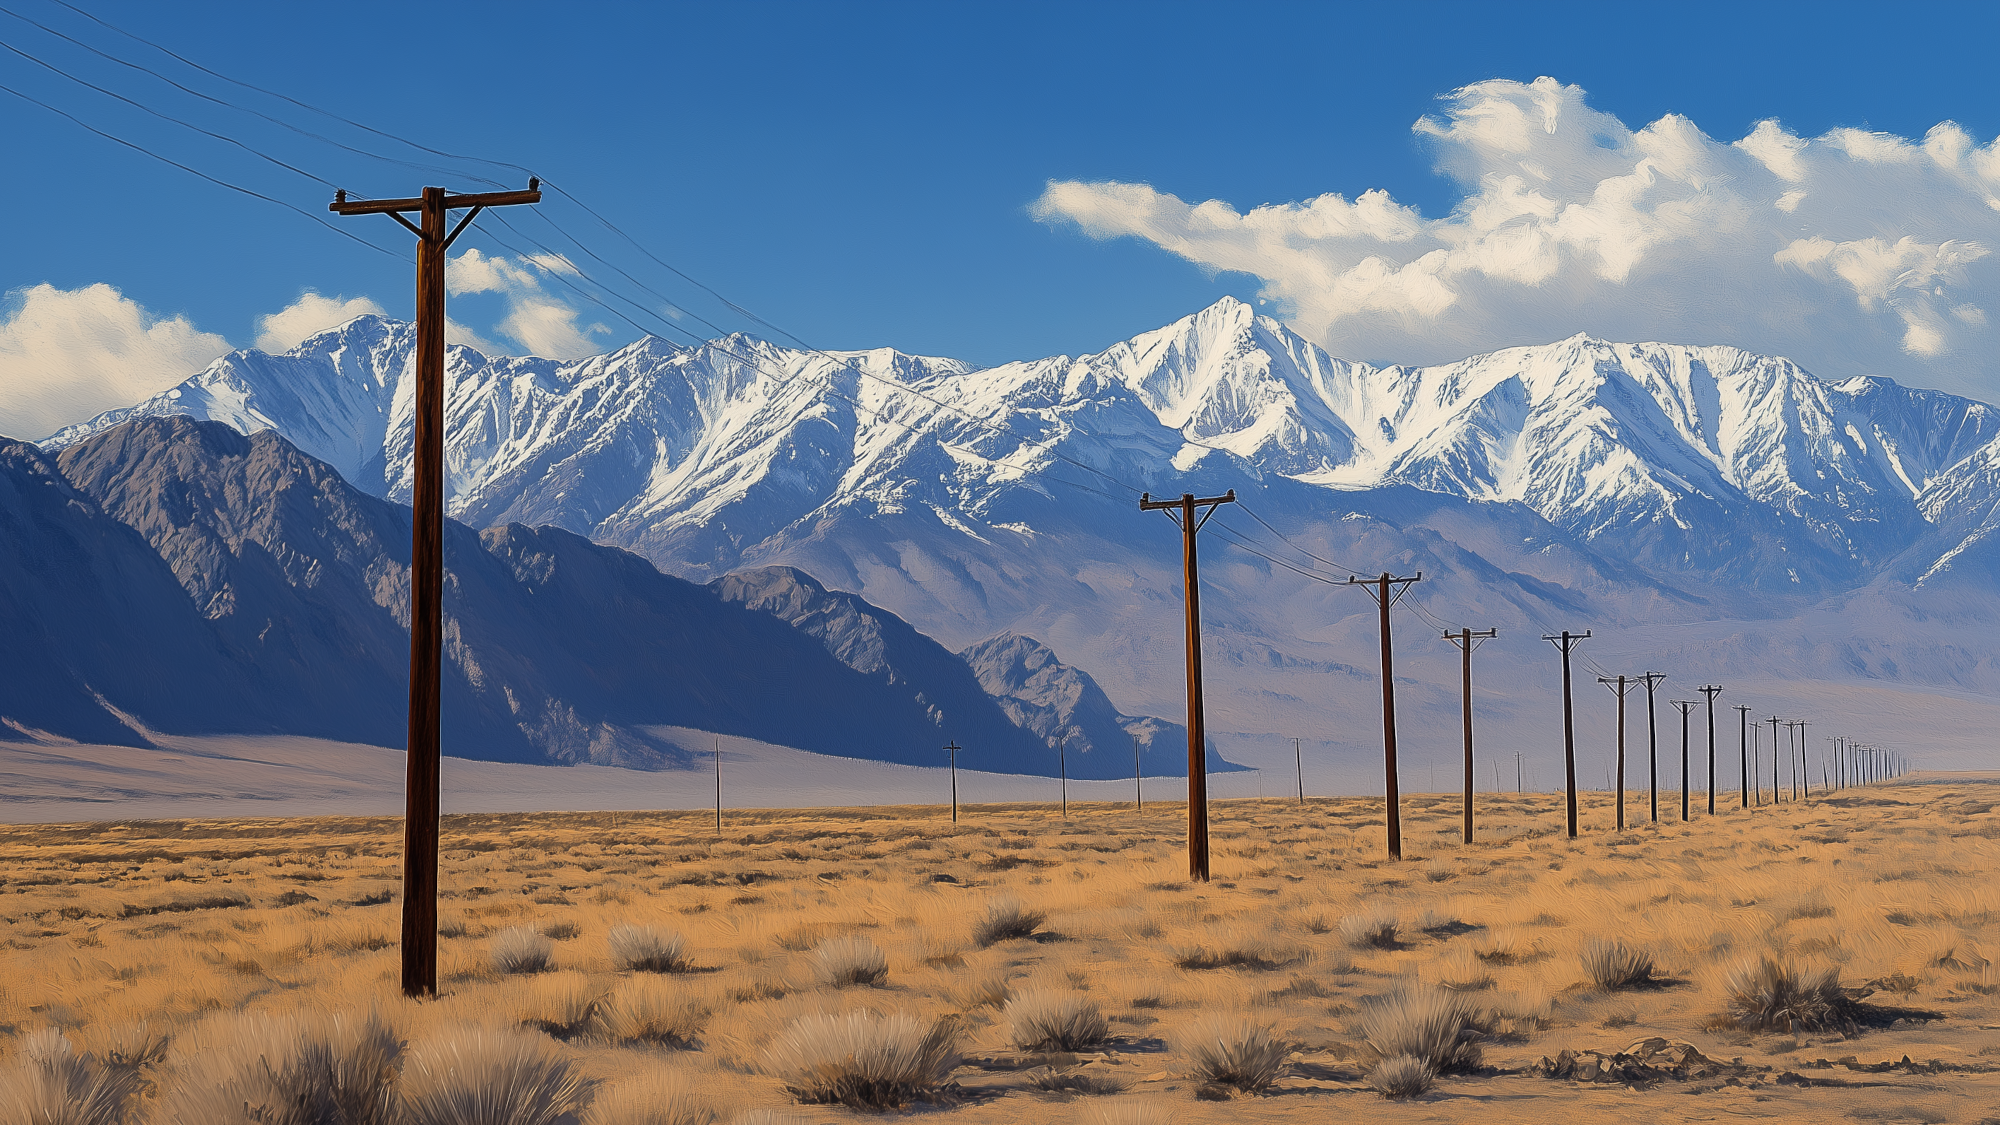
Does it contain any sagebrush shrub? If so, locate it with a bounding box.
[811,935,888,988]
[1723,956,1856,1031]
[761,1011,959,1109]
[1368,1053,1435,1099]
[156,1011,400,1125]
[1175,1014,1287,1094]
[595,978,708,1046]
[1581,939,1657,990]
[1005,990,1108,1052]
[1337,908,1400,950]
[515,972,603,1039]
[491,926,556,975]
[1,1028,144,1125]
[1359,986,1482,1073]
[973,897,1045,947]
[399,1026,588,1125]
[609,925,690,973]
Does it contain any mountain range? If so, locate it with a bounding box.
[30,297,2000,778]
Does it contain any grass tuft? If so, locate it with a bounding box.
[1,1028,144,1125]
[973,897,1046,947]
[1368,1053,1436,1099]
[609,925,691,974]
[810,935,888,988]
[1359,986,1483,1073]
[491,926,556,975]
[1580,938,1657,990]
[1004,989,1109,1052]
[399,1026,589,1125]
[761,1010,959,1109]
[156,1010,400,1125]
[593,977,708,1046]
[582,1070,715,1125]
[1175,1014,1287,1094]
[1338,908,1400,950]
[1722,956,1856,1032]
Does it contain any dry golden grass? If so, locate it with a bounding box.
[2,784,1999,1121]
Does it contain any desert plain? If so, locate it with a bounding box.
[4,778,1999,1123]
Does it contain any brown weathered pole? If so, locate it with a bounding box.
[1139,489,1235,881]
[1445,626,1496,844]
[1599,674,1633,830]
[1700,685,1722,815]
[1543,630,1590,838]
[333,182,540,998]
[1350,571,1423,858]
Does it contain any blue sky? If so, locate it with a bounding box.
[4,0,2000,437]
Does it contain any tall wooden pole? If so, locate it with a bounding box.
[1674,700,1696,821]
[1736,705,1752,807]
[1599,675,1632,830]
[333,182,540,998]
[1447,627,1496,844]
[1133,733,1142,811]
[1770,716,1783,801]
[1543,630,1591,838]
[1640,672,1664,822]
[1349,571,1424,858]
[1797,719,1811,798]
[1140,490,1235,881]
[1699,685,1722,815]
[1292,737,1305,805]
[946,740,960,823]
[1059,735,1068,818]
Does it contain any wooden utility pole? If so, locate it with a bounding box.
[1598,675,1633,830]
[1349,572,1425,858]
[1543,630,1591,838]
[1291,737,1305,805]
[1140,489,1236,881]
[946,741,960,823]
[714,734,722,835]
[1671,700,1696,821]
[1446,627,1498,843]
[1132,733,1142,811]
[332,181,540,999]
[1699,685,1722,815]
[1768,716,1784,801]
[1639,672,1665,822]
[1796,719,1811,798]
[1735,705,1753,807]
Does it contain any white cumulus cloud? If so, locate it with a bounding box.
[0,283,229,441]
[446,248,609,359]
[253,291,387,353]
[1033,76,2000,394]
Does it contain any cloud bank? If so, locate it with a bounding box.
[254,291,386,353]
[1034,76,2000,393]
[0,283,229,441]
[446,249,609,360]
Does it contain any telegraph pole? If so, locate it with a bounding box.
[1768,716,1783,802]
[333,181,540,999]
[1735,705,1753,808]
[1699,685,1722,815]
[1598,675,1634,830]
[1292,737,1305,805]
[946,741,960,823]
[1059,735,1068,818]
[1543,630,1591,838]
[1797,719,1811,798]
[1639,672,1665,823]
[1672,700,1696,821]
[1140,489,1236,881]
[1347,572,1424,858]
[1785,721,1800,800]
[1515,751,1522,794]
[1445,627,1498,843]
[1133,733,1142,811]
[714,734,722,835]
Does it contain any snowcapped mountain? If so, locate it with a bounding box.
[43,298,2000,776]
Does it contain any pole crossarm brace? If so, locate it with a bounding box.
[334,181,541,1000]
[1138,489,1236,881]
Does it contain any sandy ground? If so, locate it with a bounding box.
[5,777,2000,1122]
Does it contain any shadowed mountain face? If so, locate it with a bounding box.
[958,632,1211,777]
[7,417,1183,776]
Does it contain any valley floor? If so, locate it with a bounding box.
[3,783,1998,1123]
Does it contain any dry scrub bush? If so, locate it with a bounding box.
[973,897,1045,947]
[1338,908,1400,950]
[760,1011,959,1109]
[1581,939,1657,990]
[0,1028,144,1125]
[399,1027,588,1125]
[1166,927,1291,971]
[491,926,556,975]
[609,925,691,974]
[93,1023,171,1072]
[1368,1053,1436,1099]
[1429,948,1494,992]
[1723,956,1856,1032]
[515,973,603,1039]
[810,936,888,988]
[1004,990,1108,1052]
[156,1010,400,1125]
[596,978,709,1046]
[1175,1015,1287,1094]
[582,1071,714,1125]
[1359,987,1483,1073]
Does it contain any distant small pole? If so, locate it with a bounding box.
[1059,735,1068,818]
[1515,751,1521,795]
[1672,700,1697,821]
[1768,716,1783,802]
[1133,733,1142,811]
[1735,705,1753,808]
[713,734,722,835]
[945,740,961,823]
[1292,737,1305,804]
[1699,685,1722,815]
